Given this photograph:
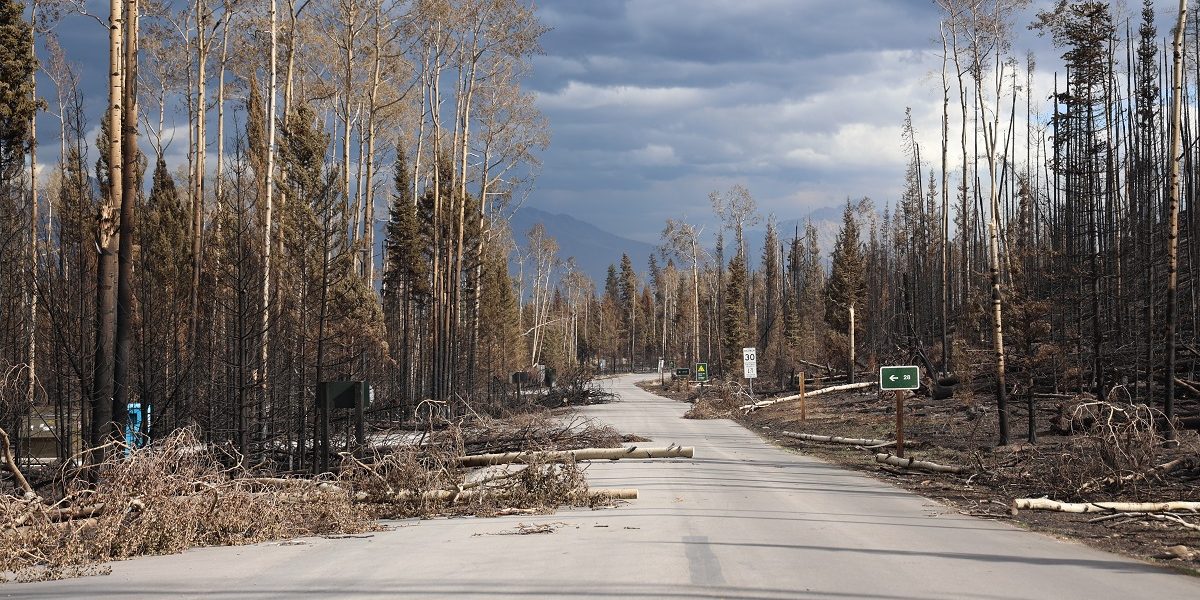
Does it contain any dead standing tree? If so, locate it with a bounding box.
[1164,0,1186,441]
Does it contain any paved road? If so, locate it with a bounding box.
[7,374,1200,599]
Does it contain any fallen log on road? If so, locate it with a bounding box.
[455,445,693,467]
[741,382,875,411]
[781,432,895,447]
[1011,498,1200,514]
[873,453,965,474]
[355,487,638,503]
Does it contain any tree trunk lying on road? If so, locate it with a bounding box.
[741,382,875,411]
[781,432,897,447]
[873,453,965,474]
[455,445,693,467]
[355,487,638,503]
[1012,498,1200,514]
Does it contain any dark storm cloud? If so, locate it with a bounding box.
[527,1,951,241]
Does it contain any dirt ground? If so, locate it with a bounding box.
[638,379,1200,575]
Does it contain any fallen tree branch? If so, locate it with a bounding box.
[1011,498,1200,514]
[741,382,875,411]
[873,453,965,474]
[1079,456,1199,492]
[240,477,347,495]
[454,445,693,467]
[355,487,638,503]
[1146,512,1200,531]
[0,426,36,499]
[781,431,894,447]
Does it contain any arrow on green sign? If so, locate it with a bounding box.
[879,365,920,390]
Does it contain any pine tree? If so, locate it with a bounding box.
[825,201,866,379]
[0,0,35,183]
[137,157,189,434]
[826,202,867,333]
[618,253,638,368]
[760,219,784,384]
[722,252,748,378]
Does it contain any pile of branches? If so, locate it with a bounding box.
[340,446,595,519]
[684,381,749,420]
[0,423,610,582]
[458,414,621,456]
[1,429,373,582]
[1034,401,1180,499]
[535,368,618,408]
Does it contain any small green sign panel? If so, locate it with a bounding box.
[675,368,691,377]
[695,363,709,382]
[879,365,920,390]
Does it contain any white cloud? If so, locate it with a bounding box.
[536,81,708,111]
[628,143,681,167]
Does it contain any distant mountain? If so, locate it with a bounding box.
[509,207,659,286]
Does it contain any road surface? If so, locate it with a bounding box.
[6,374,1200,599]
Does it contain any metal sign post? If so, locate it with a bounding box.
[879,366,920,457]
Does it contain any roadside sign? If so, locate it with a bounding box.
[743,347,758,379]
[675,368,691,378]
[658,358,664,373]
[695,363,709,382]
[879,365,920,390]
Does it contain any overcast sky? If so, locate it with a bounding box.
[521,0,1181,243]
[39,1,1186,245]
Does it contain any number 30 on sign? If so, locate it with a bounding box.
[742,347,757,379]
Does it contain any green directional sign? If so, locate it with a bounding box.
[695,363,709,382]
[879,365,920,390]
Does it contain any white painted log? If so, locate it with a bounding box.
[1011,498,1200,514]
[455,445,693,467]
[740,382,875,410]
[873,453,965,474]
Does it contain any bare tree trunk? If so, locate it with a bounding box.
[113,0,140,434]
[27,16,38,422]
[982,48,1008,446]
[93,0,124,457]
[186,0,207,380]
[691,241,701,365]
[255,0,279,456]
[848,302,855,383]
[1165,0,1187,440]
[215,8,231,214]
[939,22,951,375]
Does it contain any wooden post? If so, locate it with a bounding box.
[355,382,366,452]
[799,371,807,421]
[894,390,905,458]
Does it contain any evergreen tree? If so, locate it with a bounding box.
[722,252,748,378]
[618,253,638,368]
[760,219,784,384]
[0,0,35,182]
[825,201,866,334]
[137,158,190,433]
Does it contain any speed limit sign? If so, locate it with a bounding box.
[742,347,757,379]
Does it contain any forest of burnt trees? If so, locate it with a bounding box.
[3,0,1200,476]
